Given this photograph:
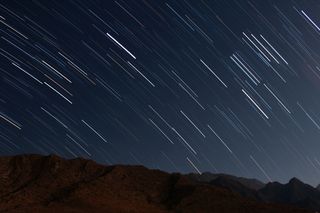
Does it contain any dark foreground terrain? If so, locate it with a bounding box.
[0,154,314,213]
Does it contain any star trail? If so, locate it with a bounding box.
[1,0,320,186]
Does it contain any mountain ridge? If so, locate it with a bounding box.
[0,154,313,213]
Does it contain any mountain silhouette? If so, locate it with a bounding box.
[257,178,320,211]
[0,154,313,213]
[189,172,320,211]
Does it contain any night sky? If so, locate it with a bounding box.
[1,0,320,186]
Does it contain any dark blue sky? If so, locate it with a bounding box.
[1,0,320,185]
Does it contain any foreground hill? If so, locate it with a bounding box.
[0,154,312,213]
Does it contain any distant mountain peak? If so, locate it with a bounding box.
[289,177,304,185]
[186,172,265,190]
